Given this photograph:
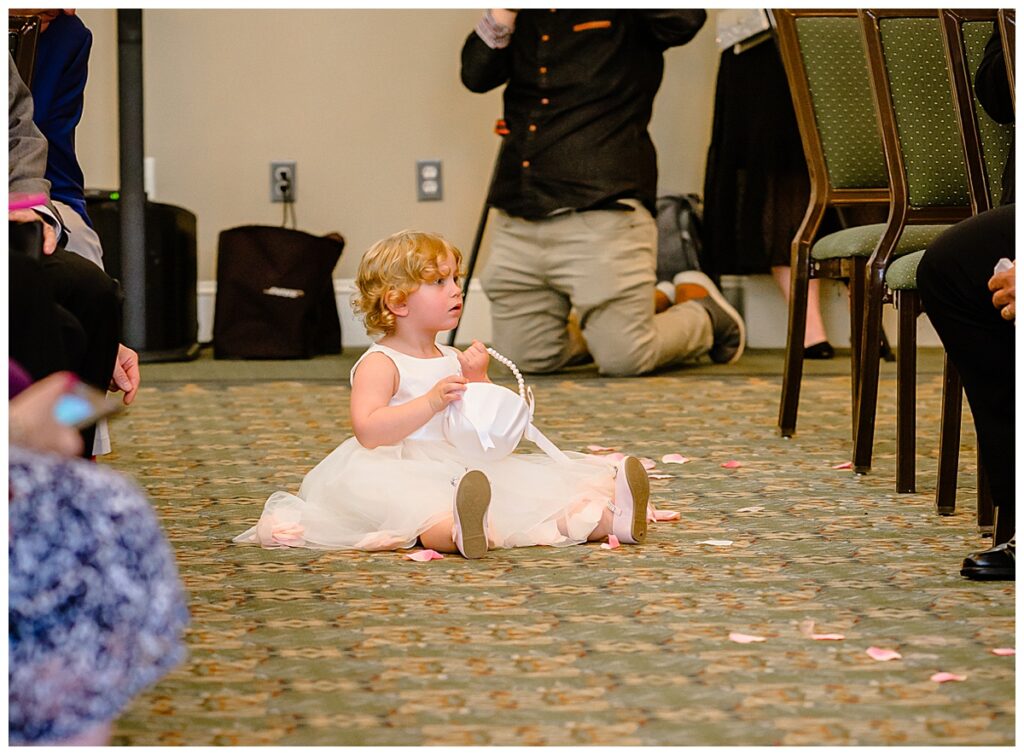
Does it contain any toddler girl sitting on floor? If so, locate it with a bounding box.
[235,230,650,557]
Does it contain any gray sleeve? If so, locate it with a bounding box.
[8,53,52,199]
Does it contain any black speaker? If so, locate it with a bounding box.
[85,191,200,362]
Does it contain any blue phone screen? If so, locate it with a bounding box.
[53,394,93,426]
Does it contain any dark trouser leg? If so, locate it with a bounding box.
[917,204,1015,544]
[12,248,122,456]
[9,252,69,381]
[40,247,122,395]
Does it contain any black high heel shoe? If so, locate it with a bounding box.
[804,341,835,360]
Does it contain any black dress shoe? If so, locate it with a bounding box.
[804,341,835,360]
[961,541,1015,580]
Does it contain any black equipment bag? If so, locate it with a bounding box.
[213,225,344,359]
[655,193,712,283]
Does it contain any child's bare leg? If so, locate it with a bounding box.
[419,517,458,553]
[587,506,614,541]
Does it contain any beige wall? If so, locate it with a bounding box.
[76,9,720,282]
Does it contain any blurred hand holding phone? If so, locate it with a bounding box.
[9,373,107,457]
[53,382,124,429]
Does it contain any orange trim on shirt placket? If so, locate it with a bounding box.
[573,20,610,31]
[573,20,612,32]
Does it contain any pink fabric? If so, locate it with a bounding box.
[9,360,32,399]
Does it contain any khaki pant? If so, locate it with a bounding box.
[482,201,712,376]
[55,200,105,271]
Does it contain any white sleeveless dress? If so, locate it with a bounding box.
[234,343,615,551]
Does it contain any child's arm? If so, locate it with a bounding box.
[350,352,468,449]
[457,340,491,383]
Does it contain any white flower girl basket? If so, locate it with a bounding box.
[442,347,570,463]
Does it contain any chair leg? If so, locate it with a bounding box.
[977,455,995,535]
[895,290,917,493]
[848,260,867,439]
[934,355,962,516]
[779,263,812,439]
[853,263,888,474]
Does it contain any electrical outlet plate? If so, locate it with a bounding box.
[416,159,442,201]
[271,161,296,202]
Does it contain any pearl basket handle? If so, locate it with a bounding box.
[486,346,534,414]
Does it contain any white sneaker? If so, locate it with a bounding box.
[673,270,746,364]
[611,456,649,544]
[453,470,491,559]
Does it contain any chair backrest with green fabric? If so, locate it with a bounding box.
[962,21,1015,206]
[998,9,1015,108]
[872,16,972,210]
[794,16,889,190]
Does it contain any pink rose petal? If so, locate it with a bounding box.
[832,461,853,470]
[811,633,846,641]
[721,460,742,469]
[736,506,764,513]
[866,646,902,662]
[600,534,621,550]
[661,453,690,464]
[930,672,967,683]
[697,539,733,546]
[729,632,766,644]
[648,472,673,480]
[404,549,445,562]
[639,457,657,470]
[586,444,616,453]
[991,647,1015,656]
[605,452,627,463]
[653,509,681,521]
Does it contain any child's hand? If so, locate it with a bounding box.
[428,374,468,413]
[458,340,490,382]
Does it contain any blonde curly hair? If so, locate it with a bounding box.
[353,230,464,336]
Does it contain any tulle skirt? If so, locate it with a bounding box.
[234,438,616,551]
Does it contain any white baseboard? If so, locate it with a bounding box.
[197,276,940,349]
[721,275,940,349]
[197,279,491,347]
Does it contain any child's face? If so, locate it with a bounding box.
[401,252,463,333]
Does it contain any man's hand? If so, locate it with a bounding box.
[457,340,491,382]
[110,343,141,404]
[989,263,1016,321]
[9,209,57,254]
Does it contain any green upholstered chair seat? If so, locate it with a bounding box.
[884,249,925,290]
[811,223,949,260]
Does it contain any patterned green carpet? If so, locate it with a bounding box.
[103,349,1014,746]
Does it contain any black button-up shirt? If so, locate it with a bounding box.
[461,10,706,220]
